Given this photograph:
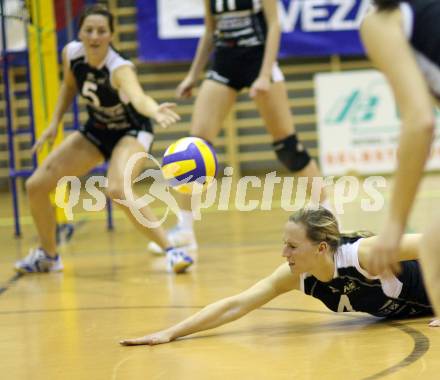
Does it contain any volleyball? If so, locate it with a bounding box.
[161,137,218,194]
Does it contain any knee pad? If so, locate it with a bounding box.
[272,134,311,172]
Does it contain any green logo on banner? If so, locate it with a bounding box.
[325,90,379,125]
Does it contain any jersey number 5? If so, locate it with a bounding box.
[82,81,100,107]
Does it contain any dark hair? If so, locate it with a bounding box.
[288,207,374,253]
[78,4,114,33]
[373,0,402,10]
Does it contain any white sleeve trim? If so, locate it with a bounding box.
[299,273,307,293]
[106,49,134,71]
[106,48,135,89]
[65,40,84,62]
[340,238,403,299]
[335,238,380,280]
[399,2,414,39]
[379,275,404,299]
[350,239,381,280]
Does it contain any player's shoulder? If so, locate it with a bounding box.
[268,263,299,293]
[64,40,85,61]
[104,46,134,73]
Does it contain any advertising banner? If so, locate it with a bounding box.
[315,70,440,176]
[137,0,370,62]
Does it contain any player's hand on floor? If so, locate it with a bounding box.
[120,331,173,346]
[429,319,440,327]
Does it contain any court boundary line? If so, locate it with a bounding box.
[362,322,430,380]
[0,273,23,296]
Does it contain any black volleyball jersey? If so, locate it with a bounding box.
[66,41,152,130]
[400,0,440,98]
[210,0,267,48]
[300,238,432,318]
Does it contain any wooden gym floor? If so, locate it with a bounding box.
[1,176,440,380]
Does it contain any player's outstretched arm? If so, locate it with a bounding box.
[120,264,298,346]
[112,66,180,129]
[358,233,422,270]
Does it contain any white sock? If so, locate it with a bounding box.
[177,210,194,230]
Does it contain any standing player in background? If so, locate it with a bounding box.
[361,0,440,318]
[14,5,193,274]
[148,0,332,255]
